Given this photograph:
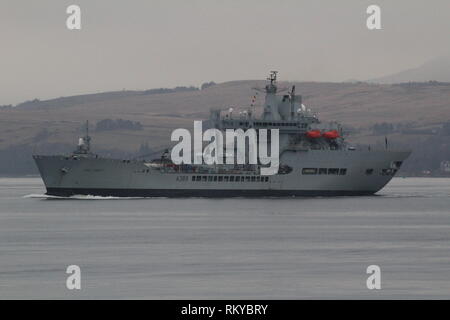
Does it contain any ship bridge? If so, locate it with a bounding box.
[207,71,345,152]
[209,71,321,133]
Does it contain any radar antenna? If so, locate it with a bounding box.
[265,71,278,94]
[267,71,278,85]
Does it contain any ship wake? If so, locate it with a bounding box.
[23,194,148,200]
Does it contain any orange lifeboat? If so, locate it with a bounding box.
[322,130,340,139]
[306,130,321,138]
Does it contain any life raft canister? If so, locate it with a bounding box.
[306,130,321,138]
[322,130,340,139]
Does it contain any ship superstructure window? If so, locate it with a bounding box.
[302,168,347,175]
[328,168,339,175]
[392,161,403,169]
[190,175,270,182]
[381,169,396,176]
[366,169,374,175]
[302,168,317,175]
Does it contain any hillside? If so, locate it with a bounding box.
[0,80,449,175]
[1,80,449,149]
[370,56,450,84]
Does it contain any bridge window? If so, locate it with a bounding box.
[381,169,395,176]
[339,169,347,175]
[318,168,327,175]
[302,168,317,175]
[392,161,403,169]
[328,168,339,175]
[218,176,223,182]
[366,169,374,175]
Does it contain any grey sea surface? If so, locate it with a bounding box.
[0,177,449,299]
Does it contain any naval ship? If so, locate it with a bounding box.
[33,72,410,197]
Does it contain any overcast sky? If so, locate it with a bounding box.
[1,0,449,105]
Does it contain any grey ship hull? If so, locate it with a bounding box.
[33,150,410,197]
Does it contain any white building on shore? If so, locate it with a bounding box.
[440,161,450,173]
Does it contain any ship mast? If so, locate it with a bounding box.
[265,71,278,94]
[84,120,91,152]
[263,71,280,120]
[74,120,92,154]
